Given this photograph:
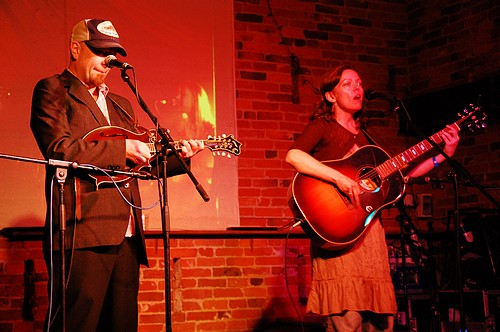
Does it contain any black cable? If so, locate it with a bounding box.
[283,221,305,332]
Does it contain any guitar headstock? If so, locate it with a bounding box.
[205,134,242,157]
[457,104,487,132]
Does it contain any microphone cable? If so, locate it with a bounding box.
[283,219,306,332]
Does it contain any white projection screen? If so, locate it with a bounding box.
[0,1,239,230]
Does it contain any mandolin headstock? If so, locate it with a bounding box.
[205,134,242,157]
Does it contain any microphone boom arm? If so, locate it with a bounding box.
[118,69,209,201]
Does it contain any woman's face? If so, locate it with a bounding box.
[328,69,364,113]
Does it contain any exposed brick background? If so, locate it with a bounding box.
[1,0,499,331]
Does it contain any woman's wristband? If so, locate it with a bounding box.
[432,156,439,168]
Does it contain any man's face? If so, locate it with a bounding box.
[69,42,117,88]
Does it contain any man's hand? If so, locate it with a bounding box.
[178,139,205,158]
[126,139,151,164]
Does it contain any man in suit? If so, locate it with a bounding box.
[30,18,204,331]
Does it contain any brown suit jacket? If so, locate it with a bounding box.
[31,69,185,266]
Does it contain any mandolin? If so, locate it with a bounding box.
[83,126,241,187]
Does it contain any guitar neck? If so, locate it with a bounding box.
[147,138,239,156]
[376,123,460,178]
[147,140,205,153]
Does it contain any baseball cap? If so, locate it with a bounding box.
[71,19,127,56]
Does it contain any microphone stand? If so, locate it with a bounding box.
[395,201,411,332]
[53,160,68,332]
[0,152,154,331]
[119,68,209,332]
[394,98,499,332]
[425,218,442,332]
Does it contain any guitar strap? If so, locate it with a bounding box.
[361,127,396,156]
[107,95,139,128]
[360,127,397,229]
[360,127,382,146]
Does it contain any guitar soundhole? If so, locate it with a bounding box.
[358,166,381,192]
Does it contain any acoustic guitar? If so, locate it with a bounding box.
[288,104,485,250]
[83,126,241,187]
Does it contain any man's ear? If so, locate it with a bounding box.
[69,41,80,61]
[325,91,336,104]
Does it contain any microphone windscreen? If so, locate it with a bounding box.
[364,89,377,100]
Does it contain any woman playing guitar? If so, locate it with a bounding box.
[285,64,460,331]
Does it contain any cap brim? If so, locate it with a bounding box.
[86,40,127,56]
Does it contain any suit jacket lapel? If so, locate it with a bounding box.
[61,70,110,127]
[106,97,123,127]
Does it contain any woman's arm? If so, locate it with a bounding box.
[406,124,460,178]
[286,148,361,205]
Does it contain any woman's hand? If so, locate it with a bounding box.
[441,124,460,157]
[335,174,360,206]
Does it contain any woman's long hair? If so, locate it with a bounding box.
[309,64,358,121]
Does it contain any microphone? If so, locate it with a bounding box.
[104,55,133,69]
[364,89,395,101]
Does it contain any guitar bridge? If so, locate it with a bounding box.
[359,177,380,191]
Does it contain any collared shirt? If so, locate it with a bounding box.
[93,85,135,237]
[94,84,111,124]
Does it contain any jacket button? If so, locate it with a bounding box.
[124,183,130,189]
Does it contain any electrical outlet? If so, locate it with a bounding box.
[417,194,432,217]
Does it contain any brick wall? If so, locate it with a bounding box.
[235,0,411,231]
[235,0,500,234]
[1,0,499,331]
[0,235,312,332]
[403,0,500,232]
